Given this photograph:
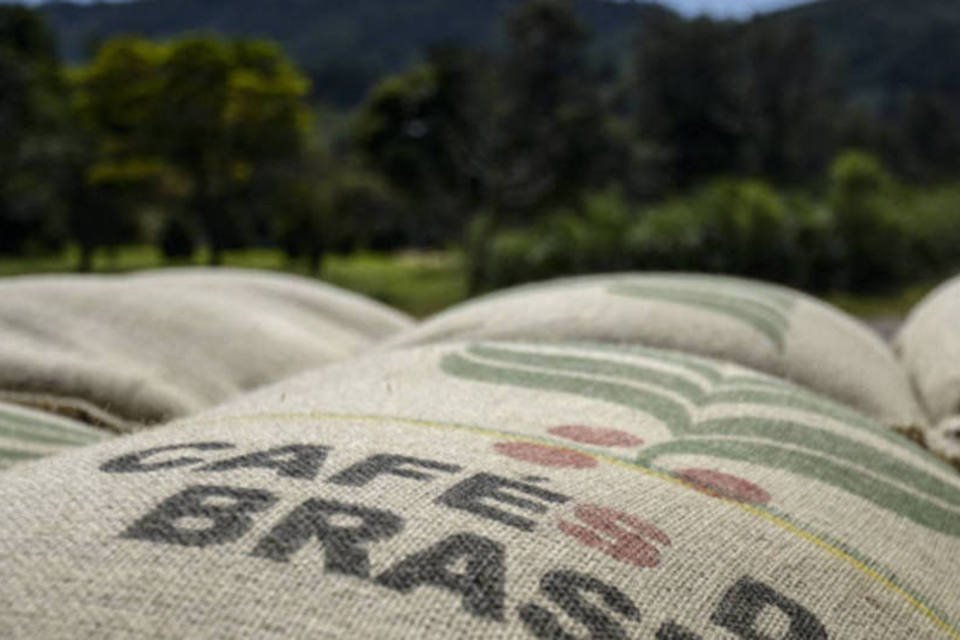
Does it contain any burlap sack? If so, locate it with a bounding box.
[386,273,925,431]
[897,275,960,424]
[0,400,108,470]
[1,341,956,639]
[925,417,960,472]
[0,268,412,430]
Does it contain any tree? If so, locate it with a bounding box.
[634,14,746,188]
[496,0,609,215]
[71,37,168,270]
[353,46,493,245]
[899,92,960,182]
[741,18,839,183]
[0,6,72,255]
[829,150,906,290]
[75,35,313,265]
[633,14,843,187]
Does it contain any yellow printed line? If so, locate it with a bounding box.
[186,410,960,639]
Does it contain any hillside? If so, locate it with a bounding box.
[39,0,668,105]
[771,0,960,106]
[38,0,960,108]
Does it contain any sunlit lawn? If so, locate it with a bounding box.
[0,246,469,318]
[824,283,937,322]
[0,245,938,321]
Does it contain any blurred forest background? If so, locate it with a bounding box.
[2,0,959,316]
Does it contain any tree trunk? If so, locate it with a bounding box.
[208,244,223,266]
[77,244,94,273]
[308,247,323,276]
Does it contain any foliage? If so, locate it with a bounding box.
[353,47,490,243]
[159,214,198,261]
[40,0,960,117]
[357,0,619,288]
[479,188,634,290]
[5,3,960,302]
[40,0,664,107]
[73,34,313,266]
[770,0,960,109]
[0,6,73,255]
[634,14,838,186]
[472,166,960,294]
[828,150,907,290]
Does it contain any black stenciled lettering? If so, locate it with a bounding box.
[252,499,403,577]
[377,532,506,621]
[656,621,705,640]
[122,484,276,547]
[437,473,569,531]
[200,444,331,480]
[518,569,641,640]
[711,576,828,640]
[327,454,461,487]
[101,442,234,473]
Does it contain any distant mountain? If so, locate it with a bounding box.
[37,0,960,107]
[771,0,960,106]
[39,0,670,105]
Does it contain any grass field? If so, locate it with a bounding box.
[0,245,937,320]
[0,246,468,318]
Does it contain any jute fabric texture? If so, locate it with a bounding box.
[898,275,960,423]
[0,268,412,430]
[1,342,956,639]
[386,273,925,432]
[0,400,107,470]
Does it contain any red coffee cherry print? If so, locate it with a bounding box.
[558,504,671,568]
[548,425,644,448]
[493,442,598,469]
[677,468,771,505]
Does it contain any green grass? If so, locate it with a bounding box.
[0,245,943,320]
[824,282,937,319]
[324,251,468,317]
[0,246,469,318]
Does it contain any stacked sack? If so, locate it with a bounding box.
[1,273,957,638]
[386,273,926,433]
[0,268,413,432]
[898,274,960,468]
[0,341,956,638]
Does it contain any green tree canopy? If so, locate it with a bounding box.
[74,34,313,264]
[0,6,72,254]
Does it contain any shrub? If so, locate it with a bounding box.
[828,150,908,290]
[478,188,636,290]
[628,179,809,285]
[898,184,960,276]
[159,214,197,260]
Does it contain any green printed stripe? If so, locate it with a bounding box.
[720,375,794,390]
[625,274,798,309]
[442,353,692,430]
[704,387,944,467]
[704,388,877,432]
[0,423,96,447]
[610,283,791,351]
[612,283,793,329]
[636,437,960,537]
[468,345,708,402]
[535,341,726,383]
[470,345,913,456]
[0,410,102,446]
[678,418,960,509]
[0,406,103,441]
[0,447,45,464]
